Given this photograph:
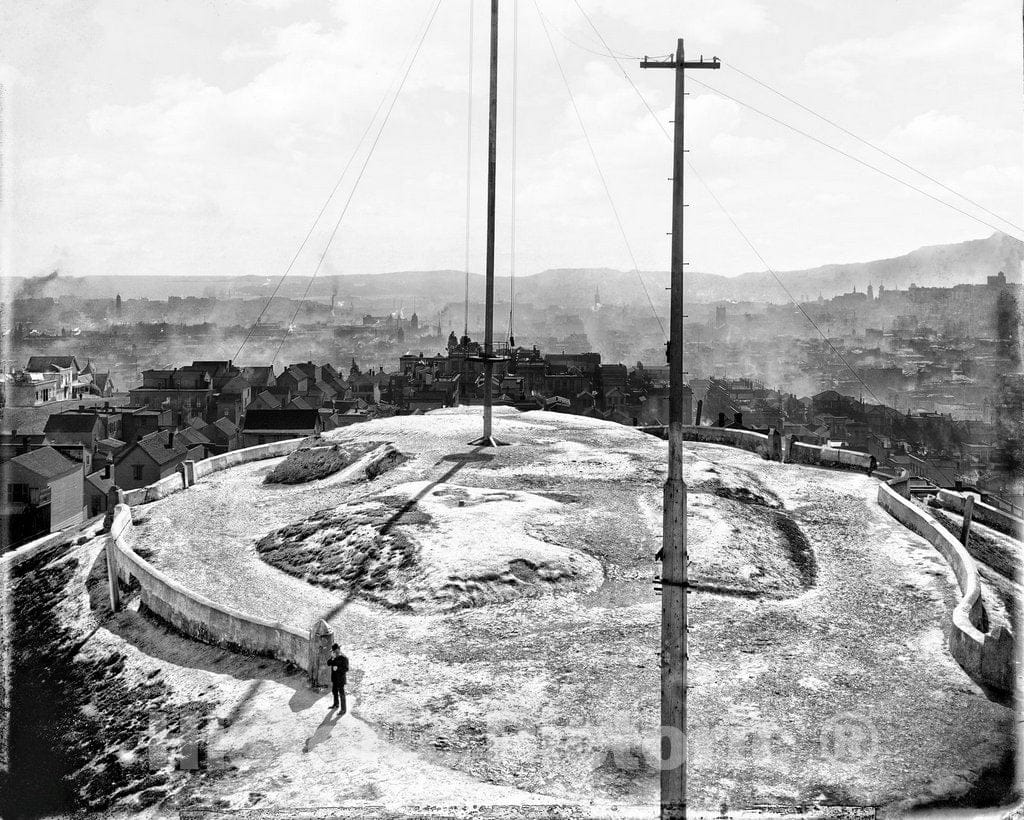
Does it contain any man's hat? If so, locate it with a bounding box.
[332,643,340,650]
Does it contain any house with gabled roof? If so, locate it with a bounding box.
[201,416,240,454]
[241,366,277,391]
[2,445,84,545]
[249,389,283,411]
[43,413,104,451]
[90,372,117,397]
[215,374,252,423]
[274,366,309,398]
[113,429,205,491]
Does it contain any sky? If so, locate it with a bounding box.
[1,0,1021,282]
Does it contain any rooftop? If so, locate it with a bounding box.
[10,445,80,479]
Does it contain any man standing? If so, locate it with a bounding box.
[327,643,349,713]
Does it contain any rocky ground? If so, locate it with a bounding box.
[3,409,1019,817]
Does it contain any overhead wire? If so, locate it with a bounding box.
[232,10,434,365]
[534,5,645,61]
[234,82,391,363]
[571,4,890,407]
[687,75,1023,241]
[573,0,1019,243]
[533,0,666,336]
[270,0,444,367]
[685,159,889,407]
[724,62,1024,235]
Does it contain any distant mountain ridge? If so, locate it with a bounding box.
[9,232,1021,309]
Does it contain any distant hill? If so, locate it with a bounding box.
[8,232,1021,309]
[714,231,1024,303]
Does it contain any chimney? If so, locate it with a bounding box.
[104,464,111,479]
[166,431,175,449]
[717,412,726,427]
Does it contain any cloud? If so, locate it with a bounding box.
[711,133,785,159]
[883,110,1018,163]
[585,0,774,46]
[803,0,1020,90]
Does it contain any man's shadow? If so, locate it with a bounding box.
[303,709,344,755]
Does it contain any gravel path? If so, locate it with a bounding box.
[125,409,1015,813]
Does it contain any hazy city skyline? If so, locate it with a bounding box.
[3,0,1021,281]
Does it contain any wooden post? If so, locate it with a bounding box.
[308,619,334,688]
[960,495,975,546]
[105,538,121,613]
[642,41,719,820]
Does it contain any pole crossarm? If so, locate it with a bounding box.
[641,56,720,70]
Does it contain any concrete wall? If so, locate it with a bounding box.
[679,425,769,455]
[106,438,321,670]
[191,438,304,480]
[646,425,876,473]
[877,482,1016,694]
[121,439,306,506]
[935,489,1024,540]
[108,504,312,670]
[121,471,184,506]
[788,441,875,473]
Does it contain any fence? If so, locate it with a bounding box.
[935,489,1024,539]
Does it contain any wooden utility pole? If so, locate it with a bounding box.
[469,0,508,447]
[642,41,719,820]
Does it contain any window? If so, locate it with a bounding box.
[7,483,29,503]
[132,464,144,481]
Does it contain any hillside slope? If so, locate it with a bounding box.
[10,232,1021,307]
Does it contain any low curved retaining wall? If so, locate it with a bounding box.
[935,489,1024,540]
[674,424,875,473]
[108,505,312,670]
[877,482,1016,694]
[106,438,401,674]
[191,438,307,480]
[789,441,875,472]
[679,425,769,455]
[122,439,306,506]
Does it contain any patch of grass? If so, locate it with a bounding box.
[264,440,382,485]
[254,502,421,608]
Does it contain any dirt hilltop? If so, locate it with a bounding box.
[10,408,1015,816]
